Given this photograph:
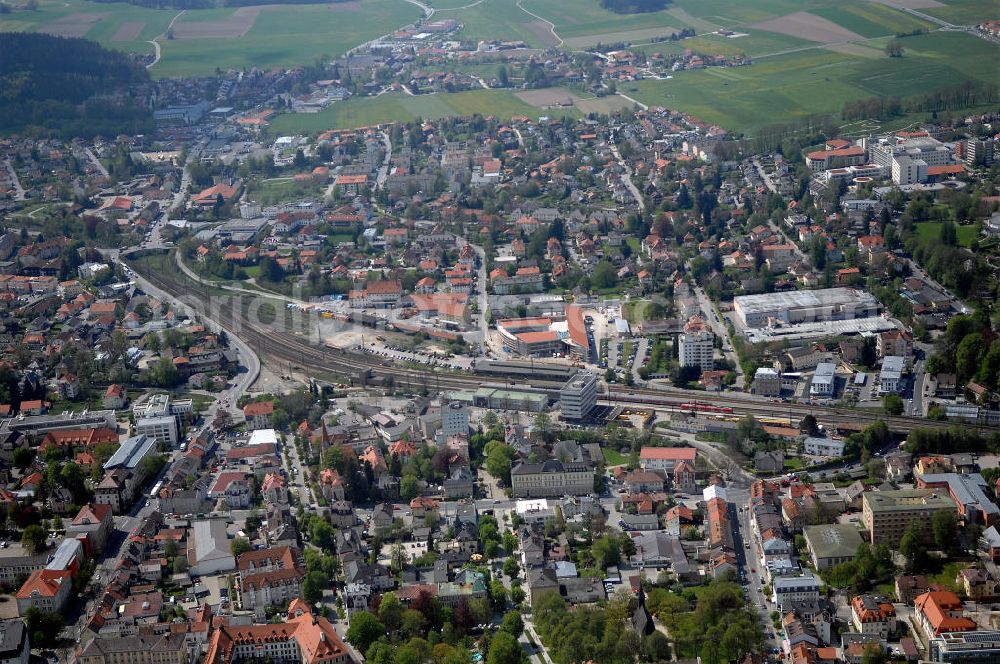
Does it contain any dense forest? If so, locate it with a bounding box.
[0,33,152,138]
[599,0,669,13]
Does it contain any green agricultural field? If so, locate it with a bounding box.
[0,0,174,56]
[808,4,933,38]
[629,29,814,58]
[847,32,998,97]
[520,0,680,39]
[923,0,999,26]
[440,0,555,46]
[425,0,478,8]
[0,0,419,78]
[628,31,999,134]
[153,0,420,77]
[268,89,575,135]
[671,0,831,27]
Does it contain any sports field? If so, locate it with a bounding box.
[267,89,578,135]
[0,0,420,77]
[626,30,999,134]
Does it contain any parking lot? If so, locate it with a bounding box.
[359,340,474,370]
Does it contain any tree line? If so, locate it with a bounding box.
[841,81,999,121]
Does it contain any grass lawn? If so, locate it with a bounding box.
[244,178,323,205]
[182,392,216,414]
[915,222,978,248]
[602,447,628,466]
[269,89,575,135]
[783,457,803,470]
[875,582,896,600]
[623,300,648,324]
[627,31,1000,135]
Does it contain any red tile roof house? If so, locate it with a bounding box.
[16,569,72,616]
[850,594,896,638]
[242,401,274,429]
[19,399,49,416]
[192,183,239,207]
[41,427,118,455]
[384,227,409,245]
[103,383,127,409]
[319,469,345,502]
[204,600,351,664]
[364,280,403,307]
[914,590,978,639]
[334,173,367,195]
[210,471,252,509]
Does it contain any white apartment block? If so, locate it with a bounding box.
[679,330,714,373]
[869,135,955,185]
[135,416,178,447]
[441,402,469,438]
[803,437,845,457]
[772,573,820,612]
[879,356,905,394]
[560,373,597,420]
[810,362,836,397]
[132,394,186,446]
[679,315,714,373]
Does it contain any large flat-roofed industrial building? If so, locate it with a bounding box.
[803,523,865,570]
[929,631,1000,662]
[733,288,881,329]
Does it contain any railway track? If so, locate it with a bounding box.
[130,257,995,435]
